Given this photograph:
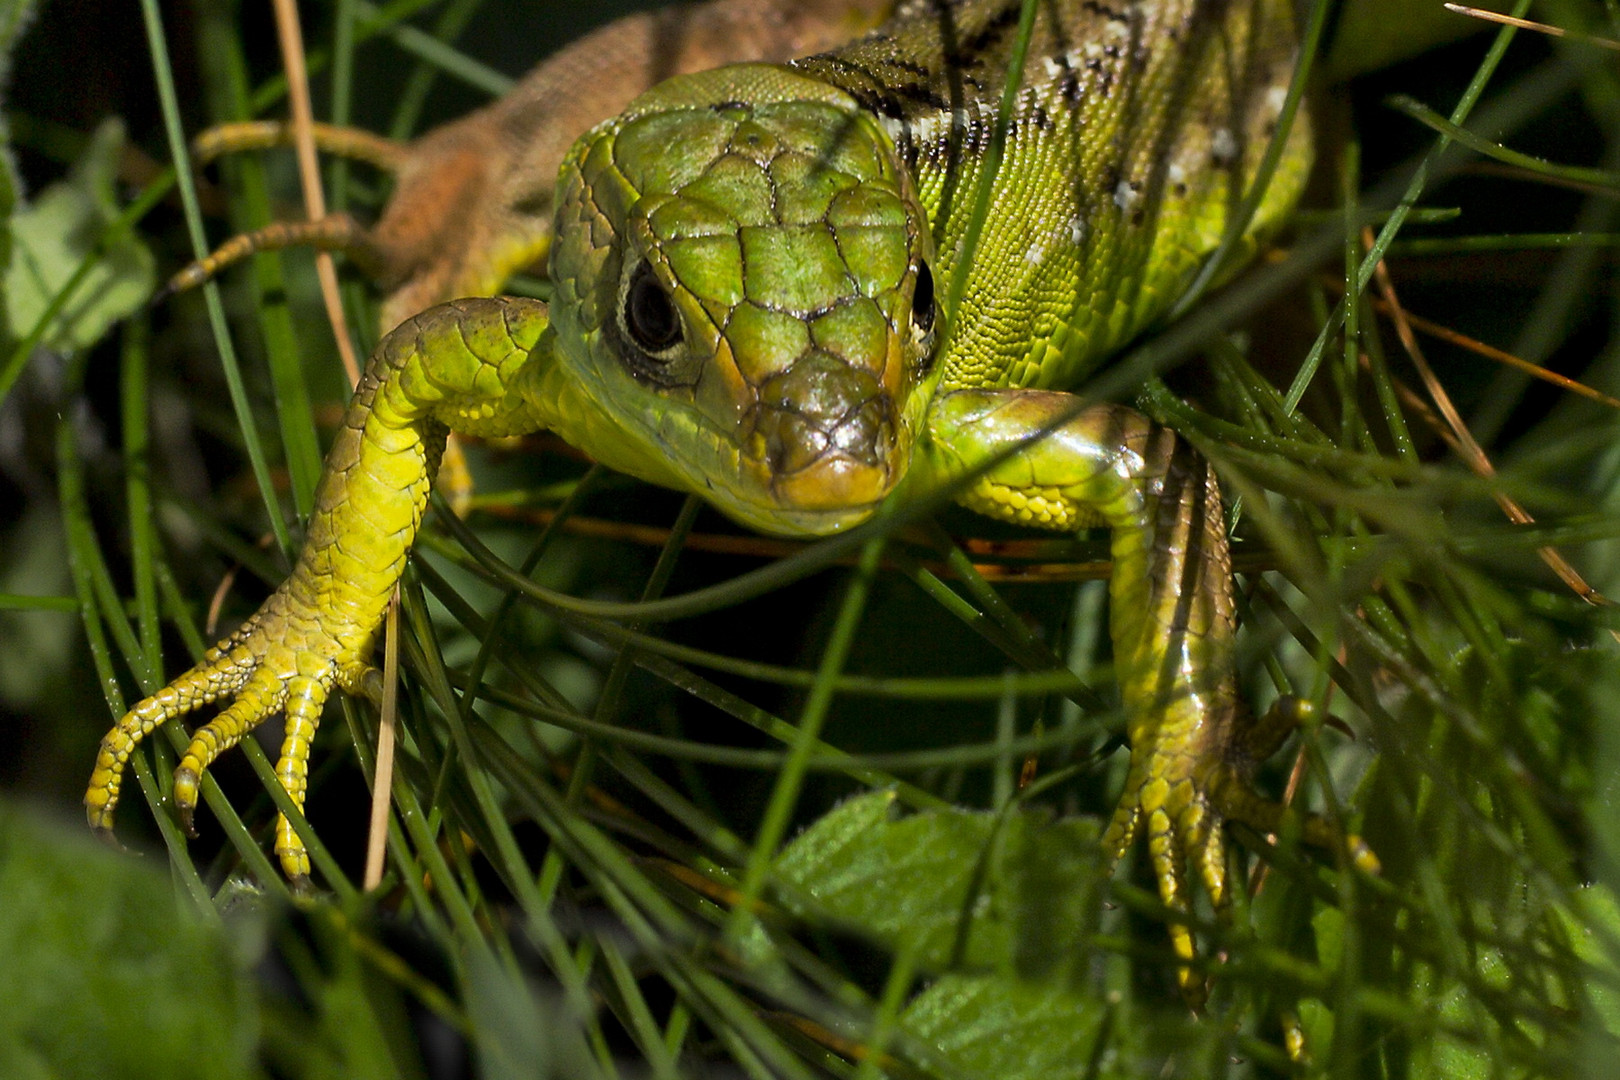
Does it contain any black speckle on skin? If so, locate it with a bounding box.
[897,138,920,170]
[888,80,953,113]
[886,56,932,78]
[966,118,992,153]
[1082,0,1130,22]
[956,3,1022,63]
[863,91,908,120]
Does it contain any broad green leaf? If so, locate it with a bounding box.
[775,790,1104,981]
[900,974,1105,1080]
[1560,883,1620,1068]
[899,970,1219,1080]
[3,117,154,351]
[1312,903,1345,980]
[1299,904,1343,1052]
[0,800,261,1080]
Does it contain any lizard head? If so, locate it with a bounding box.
[547,64,937,536]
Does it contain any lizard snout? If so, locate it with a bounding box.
[742,349,901,510]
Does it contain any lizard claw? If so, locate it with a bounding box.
[175,767,201,838]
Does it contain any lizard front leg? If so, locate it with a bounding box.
[924,388,1376,999]
[86,297,556,881]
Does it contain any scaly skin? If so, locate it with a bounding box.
[93,0,1378,972]
[87,299,550,876]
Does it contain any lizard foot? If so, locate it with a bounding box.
[85,590,376,881]
[1101,697,1377,1007]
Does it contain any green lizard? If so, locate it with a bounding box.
[90,0,1407,982]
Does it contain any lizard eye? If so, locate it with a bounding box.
[910,260,936,337]
[623,261,683,356]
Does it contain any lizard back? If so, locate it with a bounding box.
[794,0,1310,392]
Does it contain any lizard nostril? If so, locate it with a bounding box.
[829,397,890,462]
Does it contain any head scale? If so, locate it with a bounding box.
[549,64,937,536]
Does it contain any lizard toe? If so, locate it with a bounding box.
[173,666,294,831]
[84,645,262,831]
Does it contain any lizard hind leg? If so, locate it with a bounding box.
[87,297,557,878]
[1213,696,1380,874]
[1144,802,1207,1007]
[165,121,409,300]
[1210,764,1382,876]
[1239,694,1315,765]
[927,391,1377,1000]
[191,120,408,172]
[158,215,381,301]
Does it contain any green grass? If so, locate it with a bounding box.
[4,0,1620,1077]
